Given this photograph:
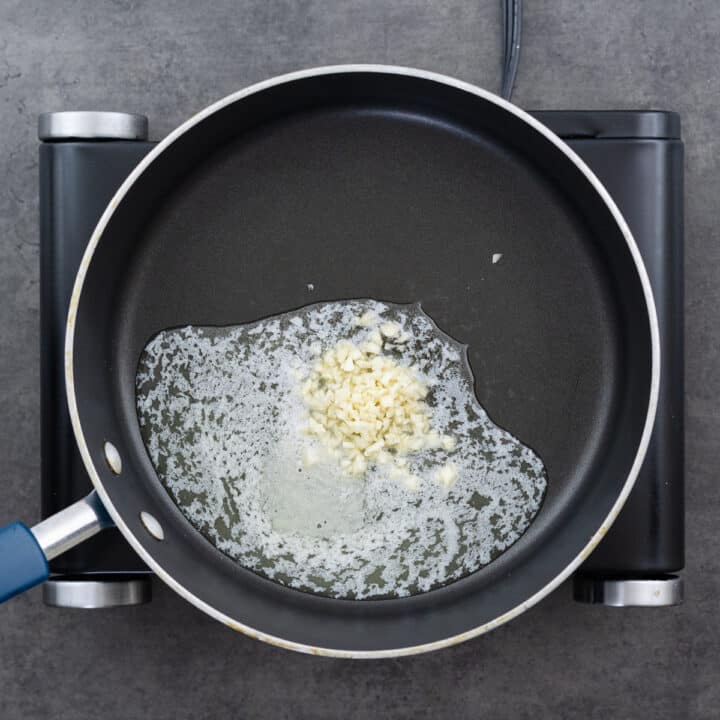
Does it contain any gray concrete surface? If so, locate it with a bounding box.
[0,1,717,718]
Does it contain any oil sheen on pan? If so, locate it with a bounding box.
[135,300,548,599]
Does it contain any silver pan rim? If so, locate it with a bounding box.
[64,64,661,658]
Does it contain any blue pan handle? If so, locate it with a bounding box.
[0,491,112,603]
[0,522,49,601]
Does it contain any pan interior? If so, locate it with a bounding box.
[72,73,651,653]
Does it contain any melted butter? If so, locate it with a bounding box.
[135,300,547,599]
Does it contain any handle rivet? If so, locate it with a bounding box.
[139,512,164,541]
[103,441,122,475]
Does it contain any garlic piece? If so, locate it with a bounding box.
[361,341,381,355]
[355,311,377,327]
[436,463,458,488]
[380,322,400,338]
[403,474,420,491]
[441,435,456,452]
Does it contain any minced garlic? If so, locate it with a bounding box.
[301,333,455,484]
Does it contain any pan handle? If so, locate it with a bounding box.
[0,491,112,603]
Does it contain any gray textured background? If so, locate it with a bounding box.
[0,1,717,718]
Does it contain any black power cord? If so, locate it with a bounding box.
[501,0,522,101]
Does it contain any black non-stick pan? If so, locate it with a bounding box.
[0,66,659,657]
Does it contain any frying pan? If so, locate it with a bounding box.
[0,66,659,657]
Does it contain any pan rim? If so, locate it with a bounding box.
[64,63,660,658]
